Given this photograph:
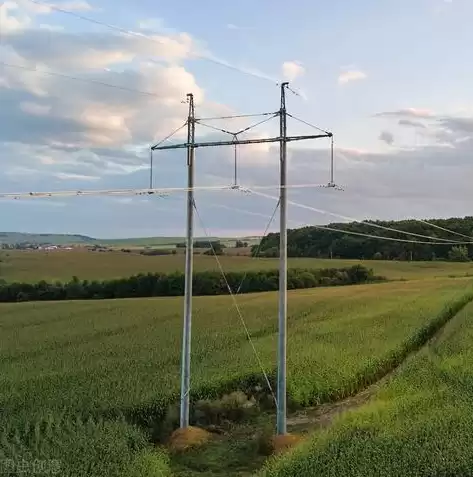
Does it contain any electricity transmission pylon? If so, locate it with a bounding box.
[151,82,333,434]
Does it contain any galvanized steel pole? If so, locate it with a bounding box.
[277,82,288,435]
[180,93,195,428]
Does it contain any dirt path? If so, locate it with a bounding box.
[286,304,464,434]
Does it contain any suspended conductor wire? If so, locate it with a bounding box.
[414,218,473,241]
[196,121,234,136]
[235,200,280,295]
[196,113,279,137]
[197,112,278,121]
[223,199,473,246]
[233,113,279,135]
[26,0,279,85]
[251,189,472,244]
[151,122,188,149]
[192,200,277,407]
[0,62,164,98]
[286,113,331,135]
[249,190,473,245]
[0,183,335,200]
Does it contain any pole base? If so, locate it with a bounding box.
[271,433,304,455]
[168,426,211,453]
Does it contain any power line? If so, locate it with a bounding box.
[0,61,163,97]
[414,218,473,241]
[25,0,279,85]
[0,183,332,200]
[196,113,278,137]
[193,199,277,407]
[235,200,280,295]
[196,112,278,121]
[151,122,188,149]
[248,190,473,245]
[150,121,188,188]
[224,200,472,246]
[286,113,331,135]
[0,185,229,199]
[250,189,472,244]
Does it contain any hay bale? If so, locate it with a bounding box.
[168,426,211,453]
[271,433,304,455]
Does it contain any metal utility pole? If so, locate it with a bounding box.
[180,93,195,428]
[277,82,288,435]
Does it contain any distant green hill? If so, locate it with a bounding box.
[0,232,260,247]
[0,232,94,245]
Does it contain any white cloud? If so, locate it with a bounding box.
[5,29,196,72]
[282,61,305,82]
[54,172,100,181]
[376,108,435,119]
[338,70,367,85]
[0,1,31,33]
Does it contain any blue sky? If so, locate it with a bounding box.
[0,0,472,238]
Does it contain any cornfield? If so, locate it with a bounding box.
[1,278,472,475]
[261,296,473,477]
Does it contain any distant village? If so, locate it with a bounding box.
[0,243,77,251]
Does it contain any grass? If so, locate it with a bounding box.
[260,298,473,477]
[1,278,472,476]
[2,249,473,283]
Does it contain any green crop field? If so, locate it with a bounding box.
[1,277,472,476]
[261,297,473,477]
[2,249,473,283]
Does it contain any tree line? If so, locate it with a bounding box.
[0,265,380,303]
[176,240,225,249]
[254,216,473,261]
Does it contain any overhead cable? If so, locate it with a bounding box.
[0,62,162,98]
[193,199,277,406]
[249,189,473,245]
[26,0,279,85]
[286,113,331,135]
[196,112,278,121]
[250,189,471,244]
[0,184,334,200]
[196,113,278,137]
[151,122,188,149]
[235,200,280,294]
[414,218,473,241]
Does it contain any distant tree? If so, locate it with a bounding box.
[373,252,383,260]
[235,240,249,248]
[448,246,470,262]
[254,216,473,262]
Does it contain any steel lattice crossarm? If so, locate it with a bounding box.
[151,133,332,151]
